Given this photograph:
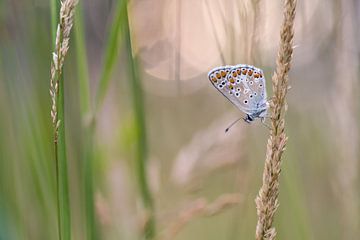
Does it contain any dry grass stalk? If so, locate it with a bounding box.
[164,193,242,240]
[50,0,77,140]
[254,0,296,239]
[248,0,261,63]
[171,113,245,186]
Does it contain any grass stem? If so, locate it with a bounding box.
[254,0,297,239]
[95,0,127,112]
[50,1,78,239]
[74,3,99,240]
[123,7,156,239]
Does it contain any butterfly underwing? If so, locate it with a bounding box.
[208,64,268,122]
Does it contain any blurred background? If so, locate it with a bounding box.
[0,0,359,239]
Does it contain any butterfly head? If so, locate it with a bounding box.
[244,114,254,123]
[244,107,268,123]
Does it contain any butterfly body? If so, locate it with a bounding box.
[208,64,268,123]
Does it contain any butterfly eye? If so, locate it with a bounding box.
[249,94,253,99]
[244,100,248,104]
[249,81,253,85]
[236,88,241,92]
[221,81,225,85]
[218,84,223,88]
[235,92,240,97]
[236,79,240,83]
[254,92,257,96]
[259,84,263,88]
[229,91,233,94]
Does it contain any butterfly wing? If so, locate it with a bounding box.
[227,65,261,114]
[208,65,234,104]
[208,64,268,116]
[244,66,267,103]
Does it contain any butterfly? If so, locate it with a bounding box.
[208,64,269,127]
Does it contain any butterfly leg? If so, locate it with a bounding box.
[266,96,275,104]
[263,115,275,120]
[260,117,272,130]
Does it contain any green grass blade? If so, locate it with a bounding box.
[50,0,58,45]
[50,0,72,239]
[56,74,72,240]
[123,7,156,239]
[74,4,91,116]
[74,4,99,240]
[95,0,127,112]
[83,123,98,240]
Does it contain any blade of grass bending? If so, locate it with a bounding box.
[123,7,156,239]
[95,0,127,112]
[74,3,99,240]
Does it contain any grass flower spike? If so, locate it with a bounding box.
[255,0,297,239]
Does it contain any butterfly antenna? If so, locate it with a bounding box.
[225,117,243,133]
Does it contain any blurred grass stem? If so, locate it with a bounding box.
[331,0,360,237]
[74,2,99,239]
[165,194,242,240]
[123,7,156,239]
[95,0,127,112]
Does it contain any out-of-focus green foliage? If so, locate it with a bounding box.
[0,0,359,240]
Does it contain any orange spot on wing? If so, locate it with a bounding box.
[232,71,237,77]
[229,78,235,84]
[221,71,226,77]
[248,70,253,76]
[216,72,221,79]
[242,69,247,75]
[254,73,260,78]
[236,69,241,74]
